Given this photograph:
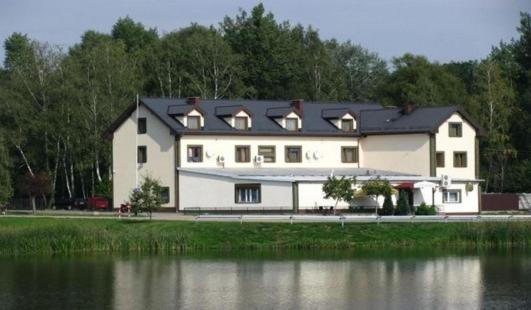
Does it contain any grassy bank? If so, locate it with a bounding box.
[1,217,531,255]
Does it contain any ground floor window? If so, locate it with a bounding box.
[160,187,170,204]
[443,189,461,203]
[235,184,261,203]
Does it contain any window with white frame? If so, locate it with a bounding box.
[443,189,461,203]
[235,184,261,203]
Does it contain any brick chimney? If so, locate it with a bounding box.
[291,99,304,115]
[402,102,416,114]
[186,96,201,106]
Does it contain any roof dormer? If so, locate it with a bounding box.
[266,107,302,131]
[215,105,253,130]
[322,108,357,132]
[167,97,205,129]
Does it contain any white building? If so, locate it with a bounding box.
[104,97,484,214]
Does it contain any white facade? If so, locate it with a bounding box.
[112,105,176,209]
[180,135,359,169]
[111,101,482,214]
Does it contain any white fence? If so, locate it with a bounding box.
[195,214,531,224]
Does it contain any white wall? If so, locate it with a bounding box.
[435,113,477,179]
[179,171,293,209]
[112,105,176,209]
[179,135,359,168]
[434,182,479,214]
[359,134,431,176]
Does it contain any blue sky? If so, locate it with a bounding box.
[1,0,530,64]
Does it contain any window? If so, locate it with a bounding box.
[187,116,201,129]
[443,189,461,203]
[235,146,251,163]
[160,187,170,204]
[187,145,203,162]
[235,184,261,203]
[285,146,302,163]
[137,146,147,163]
[436,152,445,168]
[258,146,276,163]
[449,122,462,137]
[234,117,249,130]
[138,117,147,134]
[341,119,354,132]
[341,146,358,163]
[286,118,298,131]
[454,152,467,168]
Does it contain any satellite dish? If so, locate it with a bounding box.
[305,151,312,160]
[313,151,321,160]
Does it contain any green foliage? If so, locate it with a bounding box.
[361,177,393,197]
[129,177,164,219]
[322,176,356,211]
[380,53,468,106]
[95,178,113,201]
[378,193,394,216]
[1,218,531,255]
[395,191,411,215]
[0,134,13,205]
[415,202,437,216]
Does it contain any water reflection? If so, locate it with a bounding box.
[1,251,531,310]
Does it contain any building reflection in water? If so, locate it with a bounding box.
[111,255,483,310]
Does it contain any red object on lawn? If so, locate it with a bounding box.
[87,197,109,210]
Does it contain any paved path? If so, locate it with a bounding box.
[2,210,531,223]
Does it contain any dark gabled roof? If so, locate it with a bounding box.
[265,107,301,118]
[103,98,485,139]
[359,106,486,136]
[215,105,253,117]
[322,108,355,119]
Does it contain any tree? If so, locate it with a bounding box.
[381,54,467,106]
[222,3,300,99]
[0,133,13,207]
[329,40,388,101]
[470,59,516,192]
[322,176,356,214]
[16,171,52,213]
[395,191,411,215]
[129,176,164,220]
[361,177,394,215]
[379,193,394,216]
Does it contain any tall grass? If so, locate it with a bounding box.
[0,218,530,255]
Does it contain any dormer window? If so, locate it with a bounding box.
[215,105,252,130]
[235,116,249,130]
[322,108,357,132]
[187,116,201,129]
[167,102,205,130]
[341,119,354,132]
[286,118,298,131]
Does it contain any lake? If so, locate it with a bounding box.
[1,250,530,310]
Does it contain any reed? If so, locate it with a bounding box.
[0,218,530,255]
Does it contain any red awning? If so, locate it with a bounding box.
[395,182,414,189]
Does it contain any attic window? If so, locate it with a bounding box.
[286,118,298,131]
[188,116,201,129]
[341,119,354,131]
[235,116,249,130]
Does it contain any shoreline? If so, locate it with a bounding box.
[1,217,530,256]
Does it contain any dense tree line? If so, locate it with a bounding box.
[0,4,530,206]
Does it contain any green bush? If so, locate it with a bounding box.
[378,193,394,215]
[395,191,411,215]
[415,202,437,215]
